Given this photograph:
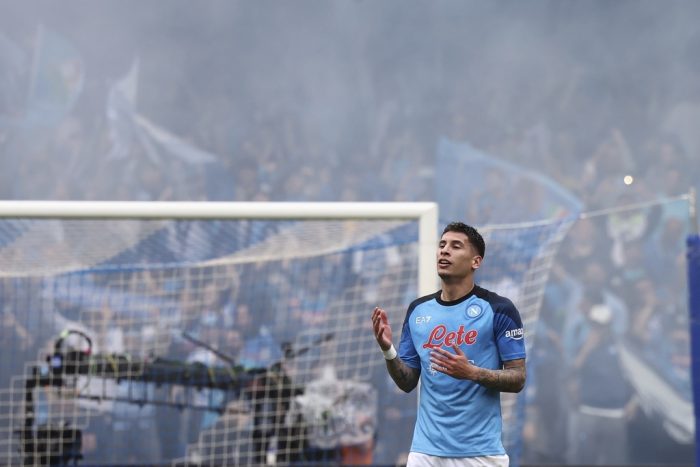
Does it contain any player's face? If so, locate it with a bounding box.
[437,231,482,280]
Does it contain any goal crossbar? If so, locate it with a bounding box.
[0,200,439,296]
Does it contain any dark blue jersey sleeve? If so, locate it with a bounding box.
[492,298,527,362]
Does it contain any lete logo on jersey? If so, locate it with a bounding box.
[422,325,478,349]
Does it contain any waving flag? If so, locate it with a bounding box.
[106,59,217,166]
[436,138,583,225]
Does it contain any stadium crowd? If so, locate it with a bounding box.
[1,2,698,465]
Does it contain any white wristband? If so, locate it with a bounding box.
[382,344,398,360]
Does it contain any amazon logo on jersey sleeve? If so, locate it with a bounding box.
[505,328,524,340]
[422,324,478,349]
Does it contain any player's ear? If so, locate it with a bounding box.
[472,255,482,270]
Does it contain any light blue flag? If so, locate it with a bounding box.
[436,138,583,225]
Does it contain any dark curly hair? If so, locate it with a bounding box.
[442,222,485,258]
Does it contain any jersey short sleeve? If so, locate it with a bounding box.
[492,297,526,362]
[398,318,420,369]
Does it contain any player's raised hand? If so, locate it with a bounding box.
[371,306,393,351]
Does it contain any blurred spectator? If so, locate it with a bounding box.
[581,129,635,191]
[182,319,229,444]
[522,262,576,464]
[567,295,638,465]
[233,301,282,371]
[0,306,33,389]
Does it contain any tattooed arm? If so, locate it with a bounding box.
[372,306,421,393]
[431,346,526,393]
[386,357,421,393]
[471,358,526,393]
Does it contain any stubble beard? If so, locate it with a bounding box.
[438,271,459,284]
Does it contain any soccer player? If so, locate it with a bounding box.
[371,222,526,467]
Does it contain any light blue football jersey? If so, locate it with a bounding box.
[398,286,526,457]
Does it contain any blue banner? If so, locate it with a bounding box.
[436,138,583,225]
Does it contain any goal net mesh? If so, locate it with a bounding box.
[0,213,570,465]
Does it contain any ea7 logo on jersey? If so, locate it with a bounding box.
[415,316,432,324]
[505,328,524,340]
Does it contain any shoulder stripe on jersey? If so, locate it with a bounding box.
[402,291,441,328]
[473,285,523,326]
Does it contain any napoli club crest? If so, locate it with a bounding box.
[466,304,482,318]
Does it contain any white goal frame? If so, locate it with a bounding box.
[0,200,439,296]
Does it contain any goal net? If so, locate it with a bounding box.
[0,202,437,466]
[0,201,570,466]
[477,218,575,463]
